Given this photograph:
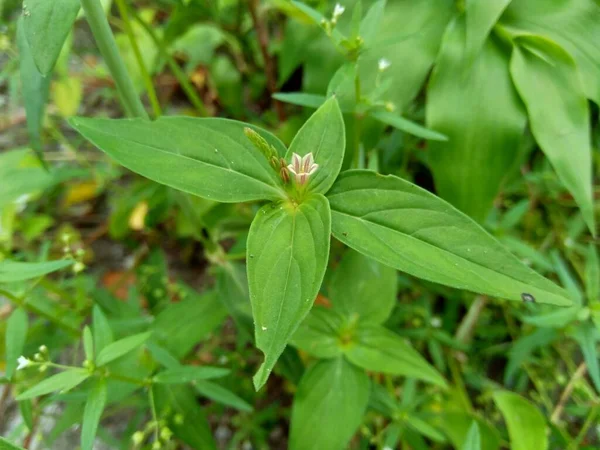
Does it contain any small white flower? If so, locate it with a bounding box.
[378,58,391,72]
[430,317,442,328]
[332,3,345,22]
[287,152,319,186]
[261,326,268,331]
[17,356,31,370]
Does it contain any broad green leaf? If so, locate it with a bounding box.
[285,97,345,194]
[289,358,370,450]
[92,305,113,356]
[329,248,397,323]
[327,64,357,112]
[327,170,571,306]
[0,259,73,283]
[344,324,447,387]
[69,117,287,203]
[493,391,548,450]
[248,194,331,389]
[153,385,217,450]
[360,0,386,46]
[95,331,151,366]
[0,437,26,450]
[462,422,482,450]
[273,92,327,109]
[23,0,80,75]
[194,380,253,412]
[154,366,230,384]
[502,0,600,104]
[5,308,28,379]
[17,19,50,161]
[83,326,94,362]
[427,16,526,222]
[358,0,454,110]
[371,110,448,141]
[0,149,53,208]
[81,379,106,450]
[17,369,89,400]
[152,289,226,359]
[510,35,595,233]
[464,0,512,64]
[291,307,345,358]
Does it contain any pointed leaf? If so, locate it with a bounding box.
[586,244,599,303]
[17,370,89,400]
[285,97,345,195]
[272,92,327,109]
[327,170,571,306]
[154,366,230,384]
[0,437,26,450]
[92,305,113,356]
[248,194,331,389]
[289,358,370,450]
[427,16,526,222]
[0,259,73,283]
[510,35,595,233]
[83,326,94,362]
[81,379,107,450]
[462,422,482,450]
[344,324,447,387]
[23,0,80,75]
[194,380,253,412]
[95,331,151,366]
[329,249,397,324]
[69,117,287,203]
[493,391,548,450]
[465,0,512,63]
[5,308,28,379]
[360,0,387,45]
[371,110,448,141]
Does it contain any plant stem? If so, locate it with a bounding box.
[79,0,148,119]
[248,0,285,121]
[569,404,599,449]
[455,296,488,345]
[114,0,162,118]
[133,12,208,116]
[148,385,160,444]
[551,362,587,424]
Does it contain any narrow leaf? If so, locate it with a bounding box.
[327,170,571,306]
[285,97,345,195]
[289,358,370,450]
[0,259,72,283]
[81,379,107,450]
[248,195,331,389]
[69,117,286,203]
[493,391,548,450]
[462,422,482,450]
[92,305,113,356]
[83,326,94,362]
[360,0,387,45]
[344,324,447,388]
[23,0,80,75]
[95,331,151,366]
[273,92,327,109]
[17,370,89,400]
[371,110,448,141]
[0,437,27,450]
[154,366,230,384]
[510,35,595,233]
[5,308,28,379]
[194,381,253,412]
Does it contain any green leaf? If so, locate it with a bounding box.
[329,248,397,324]
[194,380,253,412]
[95,331,151,366]
[154,366,230,384]
[291,307,345,358]
[493,391,548,450]
[248,194,331,390]
[327,170,571,306]
[0,437,26,450]
[285,97,345,195]
[81,379,106,450]
[510,35,595,234]
[0,149,53,208]
[371,110,448,141]
[289,358,370,450]
[464,0,512,64]
[83,326,94,362]
[586,244,599,302]
[273,92,327,109]
[69,117,286,203]
[426,16,526,222]
[502,0,600,104]
[153,385,217,450]
[0,259,73,283]
[572,324,600,393]
[344,324,447,387]
[436,413,501,450]
[17,20,51,163]
[92,305,113,356]
[22,0,80,75]
[360,0,386,46]
[462,422,482,450]
[16,369,89,400]
[327,64,357,112]
[5,308,28,379]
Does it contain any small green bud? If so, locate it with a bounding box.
[152,441,162,450]
[132,431,145,445]
[173,413,184,425]
[160,427,173,441]
[39,345,48,353]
